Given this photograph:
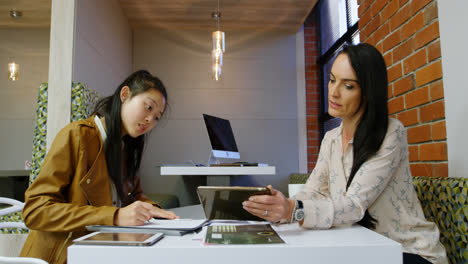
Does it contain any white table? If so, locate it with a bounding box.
[68,205,402,264]
[160,166,276,186]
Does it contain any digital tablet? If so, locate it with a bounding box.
[197,186,271,221]
[73,231,164,246]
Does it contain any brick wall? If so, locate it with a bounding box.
[303,13,321,173]
[358,0,447,177]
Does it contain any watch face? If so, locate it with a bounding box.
[295,209,304,221]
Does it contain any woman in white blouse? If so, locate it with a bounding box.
[243,43,447,264]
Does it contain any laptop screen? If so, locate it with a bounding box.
[203,114,239,152]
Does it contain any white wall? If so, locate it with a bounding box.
[73,0,132,96]
[0,28,49,169]
[134,29,299,205]
[437,1,468,178]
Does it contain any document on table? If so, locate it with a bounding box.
[87,219,209,236]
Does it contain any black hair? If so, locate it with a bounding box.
[93,70,168,202]
[339,43,389,229]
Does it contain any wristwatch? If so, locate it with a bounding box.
[292,200,305,222]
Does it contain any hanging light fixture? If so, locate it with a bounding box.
[211,0,225,81]
[8,10,22,81]
[8,62,19,81]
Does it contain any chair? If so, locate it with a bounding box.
[0,198,47,263]
[413,177,468,264]
[0,256,48,264]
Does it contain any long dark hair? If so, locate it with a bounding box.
[339,43,389,229]
[93,70,168,202]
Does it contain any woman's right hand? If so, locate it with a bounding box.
[114,201,154,226]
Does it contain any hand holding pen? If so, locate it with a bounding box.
[114,192,179,226]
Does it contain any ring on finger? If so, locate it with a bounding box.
[264,210,268,216]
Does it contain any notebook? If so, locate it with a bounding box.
[86,218,209,236]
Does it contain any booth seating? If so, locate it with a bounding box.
[288,173,467,264]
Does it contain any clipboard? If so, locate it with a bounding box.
[73,231,164,246]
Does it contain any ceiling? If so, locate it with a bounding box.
[0,0,51,28]
[0,0,318,32]
[119,0,318,32]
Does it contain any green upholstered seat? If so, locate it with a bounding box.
[412,176,467,264]
[289,173,310,184]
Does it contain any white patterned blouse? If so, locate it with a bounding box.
[294,118,448,264]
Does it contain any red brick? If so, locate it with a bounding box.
[306,92,320,101]
[388,83,394,98]
[407,124,431,143]
[372,0,389,17]
[406,86,429,109]
[420,142,447,161]
[376,42,384,54]
[365,34,377,46]
[403,49,427,74]
[427,40,441,62]
[415,60,442,87]
[394,75,414,96]
[362,15,381,38]
[383,30,401,52]
[429,80,444,100]
[410,163,433,177]
[372,22,390,44]
[393,39,414,63]
[384,52,393,67]
[433,163,448,178]
[399,0,410,6]
[390,4,412,31]
[424,2,439,25]
[388,96,405,114]
[432,121,446,140]
[420,100,445,122]
[414,21,440,49]
[359,0,373,18]
[360,8,372,28]
[388,62,402,82]
[381,0,399,22]
[401,12,424,40]
[398,108,419,126]
[408,145,419,161]
[411,0,432,15]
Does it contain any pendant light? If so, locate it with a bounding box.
[8,62,19,81]
[8,10,22,81]
[211,0,225,81]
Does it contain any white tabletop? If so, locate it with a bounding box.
[68,205,402,264]
[160,166,276,175]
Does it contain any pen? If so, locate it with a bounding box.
[128,192,136,202]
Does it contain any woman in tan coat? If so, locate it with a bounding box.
[20,70,178,264]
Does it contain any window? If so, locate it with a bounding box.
[317,0,359,138]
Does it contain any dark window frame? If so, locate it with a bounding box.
[317,0,360,139]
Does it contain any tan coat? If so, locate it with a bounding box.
[20,116,158,264]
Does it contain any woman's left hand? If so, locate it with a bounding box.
[243,185,295,223]
[150,206,179,220]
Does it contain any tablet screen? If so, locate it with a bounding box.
[197,186,271,221]
[73,232,163,246]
